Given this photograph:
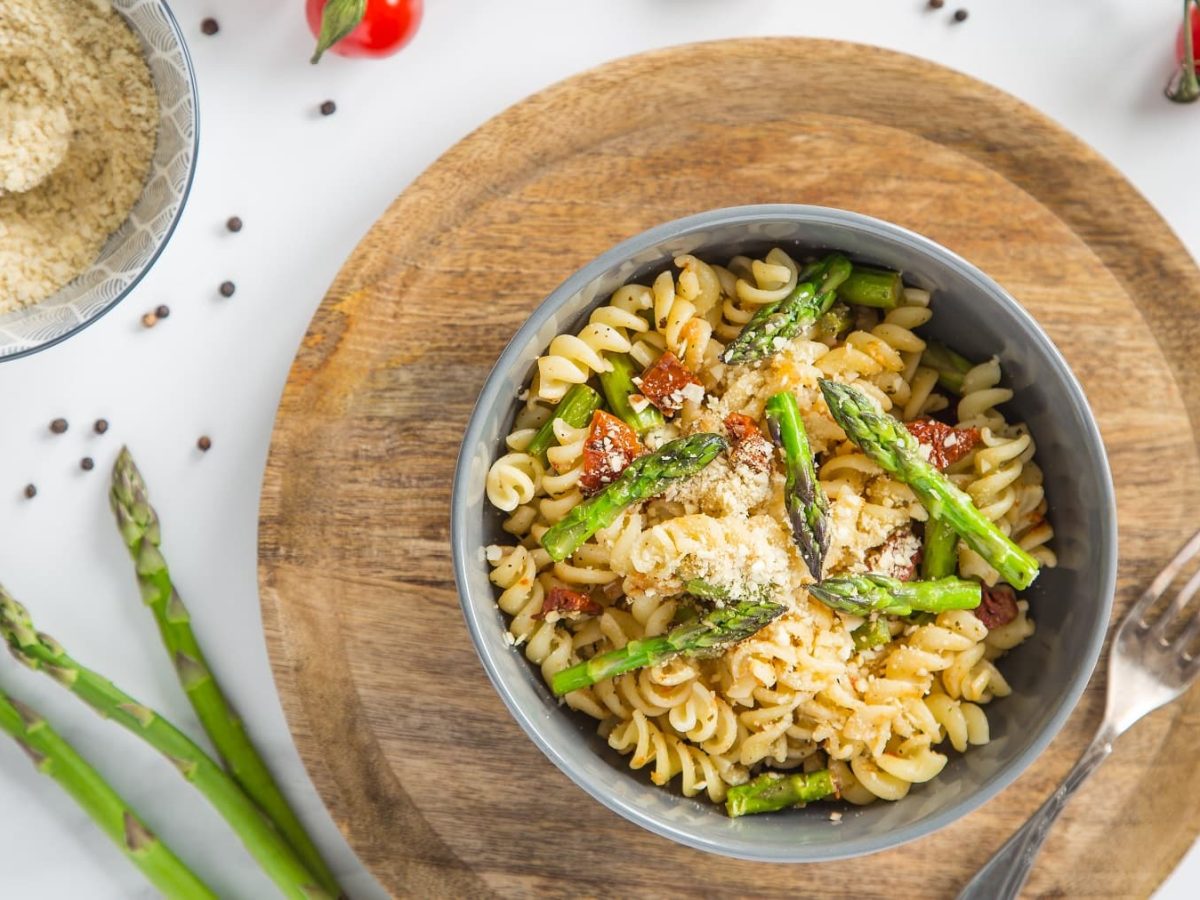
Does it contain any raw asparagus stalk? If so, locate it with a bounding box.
[526,384,604,461]
[721,255,852,365]
[838,265,902,309]
[765,391,830,579]
[851,618,892,651]
[551,597,784,695]
[598,353,664,435]
[921,515,959,580]
[808,574,981,617]
[540,432,727,561]
[725,769,838,817]
[920,340,973,395]
[818,379,1040,590]
[0,689,216,899]
[0,589,332,900]
[110,449,340,897]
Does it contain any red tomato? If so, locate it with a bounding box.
[306,0,423,61]
[1177,4,1200,72]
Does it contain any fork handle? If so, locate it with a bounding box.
[957,728,1116,900]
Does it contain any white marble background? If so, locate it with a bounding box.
[1,0,1197,896]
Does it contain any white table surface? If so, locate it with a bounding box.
[2,0,1198,896]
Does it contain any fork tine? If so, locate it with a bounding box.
[1132,528,1200,628]
[1175,611,1200,663]
[1148,566,1200,642]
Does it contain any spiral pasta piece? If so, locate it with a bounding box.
[606,710,744,801]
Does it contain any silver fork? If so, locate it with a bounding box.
[958,529,1200,900]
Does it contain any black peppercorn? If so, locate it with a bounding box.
[201,18,219,35]
[80,457,94,472]
[197,436,213,452]
[50,418,68,434]
[156,305,171,319]
[226,216,243,233]
[929,0,944,7]
[953,8,969,21]
[94,418,109,435]
[219,281,236,298]
[320,100,337,116]
[24,484,37,499]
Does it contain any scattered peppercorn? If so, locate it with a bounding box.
[219,281,236,298]
[24,484,37,499]
[156,305,171,319]
[201,18,219,35]
[928,0,944,7]
[142,312,158,328]
[226,216,243,233]
[80,457,95,472]
[953,8,969,21]
[49,418,68,435]
[94,418,109,435]
[320,100,337,116]
[197,436,212,452]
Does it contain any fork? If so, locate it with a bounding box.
[958,529,1200,900]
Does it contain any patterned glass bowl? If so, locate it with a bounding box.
[0,0,198,361]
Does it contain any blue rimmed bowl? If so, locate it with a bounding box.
[0,0,198,361]
[451,205,1116,861]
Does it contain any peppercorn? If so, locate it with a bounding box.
[320,100,337,116]
[928,0,944,7]
[50,418,68,434]
[201,18,219,35]
[953,8,969,21]
[197,436,212,452]
[156,305,171,319]
[219,281,236,298]
[226,216,243,233]
[24,484,37,499]
[94,418,109,435]
[80,458,94,472]
[142,312,158,328]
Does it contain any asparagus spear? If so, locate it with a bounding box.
[526,384,604,461]
[818,380,1040,590]
[550,597,784,695]
[725,769,838,817]
[0,688,216,899]
[110,449,339,896]
[838,265,903,310]
[540,432,727,561]
[721,255,852,365]
[808,574,980,617]
[598,353,664,436]
[921,515,959,580]
[851,617,892,651]
[920,340,973,395]
[682,578,775,603]
[765,391,830,579]
[0,589,332,900]
[817,303,854,341]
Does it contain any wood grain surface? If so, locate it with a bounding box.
[258,39,1200,898]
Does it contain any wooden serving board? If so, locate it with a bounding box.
[259,39,1200,898]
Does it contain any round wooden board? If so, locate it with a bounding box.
[259,39,1200,898]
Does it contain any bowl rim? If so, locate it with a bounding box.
[0,0,200,364]
[451,203,1117,861]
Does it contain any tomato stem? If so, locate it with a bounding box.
[311,0,368,64]
[1167,0,1200,102]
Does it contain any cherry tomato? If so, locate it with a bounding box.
[1176,4,1200,72]
[306,0,423,61]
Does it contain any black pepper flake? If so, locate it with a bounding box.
[319,100,337,116]
[94,418,109,435]
[197,436,213,452]
[953,8,969,21]
[226,216,243,233]
[219,281,236,298]
[201,18,219,35]
[23,484,37,499]
[80,458,94,472]
[49,418,68,435]
[156,305,171,319]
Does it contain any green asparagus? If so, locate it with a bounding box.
[817,303,854,341]
[808,574,981,617]
[818,379,1040,589]
[0,588,332,900]
[765,391,830,579]
[525,384,604,461]
[682,578,774,604]
[838,265,903,310]
[110,449,339,896]
[725,769,838,817]
[721,255,852,365]
[851,618,893,651]
[0,688,216,899]
[920,340,973,395]
[598,353,664,435]
[540,432,727,561]
[551,597,784,695]
[921,515,960,580]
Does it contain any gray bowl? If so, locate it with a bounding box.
[451,205,1115,861]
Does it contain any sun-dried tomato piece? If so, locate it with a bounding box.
[580,410,640,495]
[723,412,773,473]
[638,351,703,416]
[974,583,1018,629]
[906,418,981,469]
[868,528,923,582]
[535,586,602,620]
